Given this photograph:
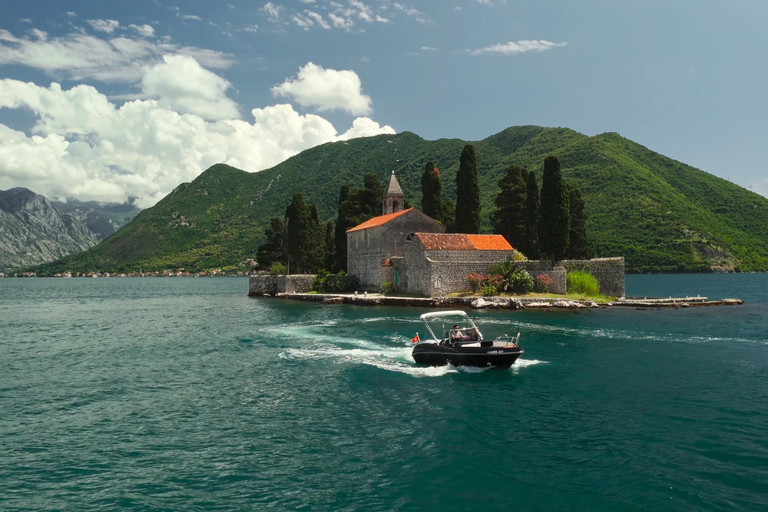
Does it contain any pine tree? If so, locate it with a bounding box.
[522,170,540,259]
[566,186,593,259]
[421,161,443,221]
[455,144,480,233]
[491,165,527,250]
[256,217,285,270]
[539,156,570,264]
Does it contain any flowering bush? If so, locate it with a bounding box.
[537,273,554,292]
[467,272,502,294]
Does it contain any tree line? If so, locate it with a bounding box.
[258,145,592,273]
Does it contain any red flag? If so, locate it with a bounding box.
[412,333,420,343]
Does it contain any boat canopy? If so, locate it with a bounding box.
[419,310,481,342]
[419,310,471,321]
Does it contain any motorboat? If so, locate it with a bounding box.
[411,310,523,369]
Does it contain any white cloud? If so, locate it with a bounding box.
[182,15,203,21]
[328,13,354,29]
[0,69,393,208]
[87,19,120,33]
[141,55,240,120]
[421,46,437,52]
[261,2,283,21]
[129,24,155,37]
[305,11,330,29]
[469,40,567,56]
[271,62,372,115]
[0,28,233,82]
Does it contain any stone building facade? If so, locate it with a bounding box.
[346,171,625,298]
[347,208,444,289]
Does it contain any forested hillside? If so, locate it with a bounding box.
[34,126,768,274]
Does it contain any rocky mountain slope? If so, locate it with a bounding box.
[51,198,141,241]
[0,188,99,272]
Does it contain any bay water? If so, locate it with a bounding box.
[1,275,767,510]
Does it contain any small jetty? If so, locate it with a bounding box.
[260,293,743,310]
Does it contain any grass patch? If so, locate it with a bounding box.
[566,270,600,296]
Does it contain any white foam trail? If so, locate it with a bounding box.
[279,343,546,377]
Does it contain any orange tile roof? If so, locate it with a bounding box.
[466,234,514,251]
[346,208,414,233]
[415,233,514,251]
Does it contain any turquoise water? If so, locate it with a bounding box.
[1,275,767,511]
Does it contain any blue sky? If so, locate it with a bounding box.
[1,0,767,207]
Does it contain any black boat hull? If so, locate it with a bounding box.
[412,343,523,369]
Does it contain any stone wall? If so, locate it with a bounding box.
[249,274,316,296]
[559,257,625,297]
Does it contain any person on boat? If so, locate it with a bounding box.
[450,325,464,341]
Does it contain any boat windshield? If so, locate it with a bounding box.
[419,311,482,342]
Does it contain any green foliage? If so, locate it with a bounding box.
[311,268,331,291]
[315,270,360,293]
[491,165,527,249]
[456,144,480,233]
[257,217,285,270]
[539,156,570,264]
[269,262,287,275]
[566,270,600,296]
[487,261,534,294]
[284,193,312,274]
[421,161,443,221]
[30,127,768,275]
[522,170,540,259]
[381,281,396,295]
[567,186,593,259]
[480,282,498,296]
[334,174,383,271]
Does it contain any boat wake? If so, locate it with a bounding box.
[267,319,545,377]
[279,342,546,378]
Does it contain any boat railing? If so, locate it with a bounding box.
[493,333,521,346]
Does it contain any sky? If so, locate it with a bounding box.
[1,0,767,208]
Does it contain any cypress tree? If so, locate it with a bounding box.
[566,186,593,259]
[491,165,527,250]
[455,144,480,233]
[522,170,540,259]
[421,161,443,221]
[333,185,350,272]
[284,193,311,274]
[324,221,336,270]
[362,173,383,216]
[305,204,323,272]
[539,156,570,264]
[256,217,285,270]
[442,199,456,233]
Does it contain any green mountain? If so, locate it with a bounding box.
[34,126,768,274]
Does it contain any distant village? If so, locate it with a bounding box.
[1,260,261,279]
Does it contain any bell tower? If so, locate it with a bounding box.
[382,171,405,215]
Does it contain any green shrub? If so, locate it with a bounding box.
[314,270,360,293]
[486,262,534,294]
[480,283,498,296]
[509,269,534,293]
[312,269,331,291]
[381,281,396,295]
[566,270,599,296]
[269,262,287,275]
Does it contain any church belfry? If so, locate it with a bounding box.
[382,170,405,215]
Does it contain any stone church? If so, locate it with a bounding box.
[346,171,518,296]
